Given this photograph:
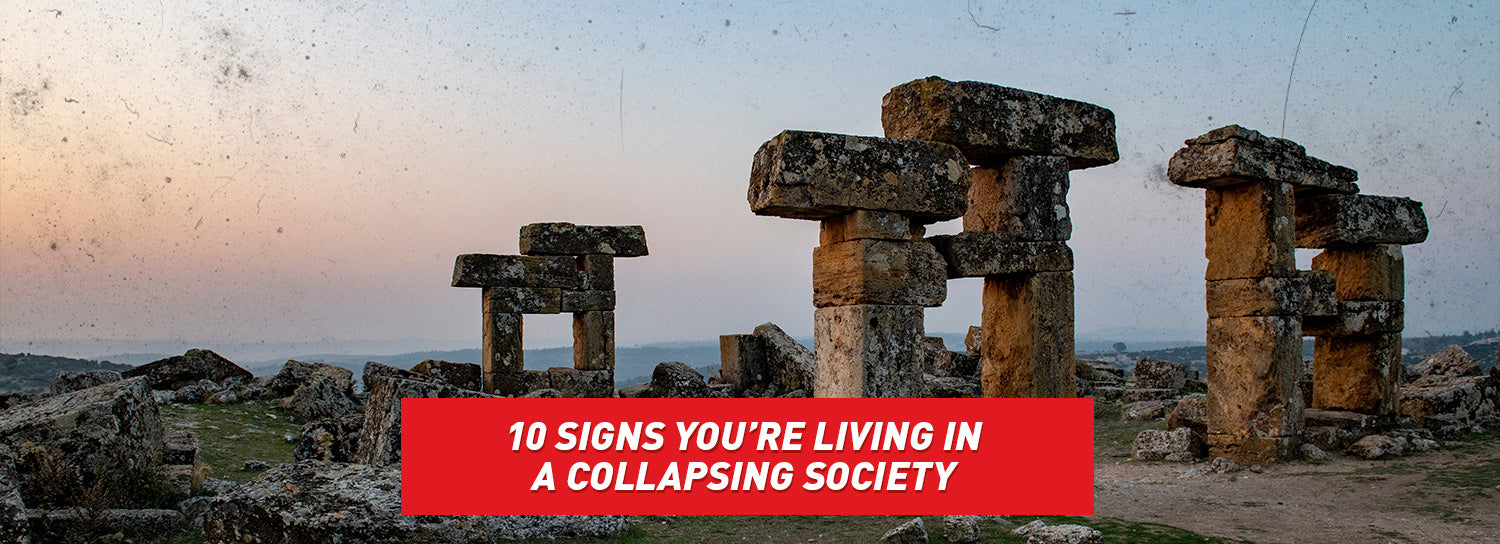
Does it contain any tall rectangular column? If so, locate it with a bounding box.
[980,272,1075,398]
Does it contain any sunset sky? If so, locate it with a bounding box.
[3,1,1496,359]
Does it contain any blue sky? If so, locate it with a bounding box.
[2,1,1496,356]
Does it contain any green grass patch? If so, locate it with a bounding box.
[1094,401,1165,460]
[158,401,307,482]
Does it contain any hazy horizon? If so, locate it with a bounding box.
[4,2,1497,355]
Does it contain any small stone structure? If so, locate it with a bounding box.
[452,223,647,396]
[885,77,1119,398]
[1168,125,1428,463]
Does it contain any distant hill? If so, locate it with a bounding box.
[0,353,133,393]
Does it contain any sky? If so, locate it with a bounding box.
[2,1,1497,359]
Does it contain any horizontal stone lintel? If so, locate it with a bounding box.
[749,130,971,221]
[1168,125,1358,194]
[881,76,1118,169]
[926,232,1073,278]
[1303,301,1405,337]
[1295,194,1429,248]
[483,287,561,314]
[453,254,580,289]
[561,290,616,312]
[519,223,648,257]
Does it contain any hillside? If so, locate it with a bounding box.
[0,353,134,393]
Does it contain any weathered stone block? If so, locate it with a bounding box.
[881,76,1119,169]
[963,156,1072,240]
[1205,316,1303,442]
[1131,428,1207,462]
[0,378,163,503]
[577,254,614,290]
[819,210,916,245]
[1167,394,1208,436]
[357,377,493,466]
[1312,244,1404,301]
[483,286,562,314]
[519,223,648,257]
[812,239,947,307]
[927,232,1073,278]
[981,272,1075,398]
[1167,125,1358,194]
[1205,434,1299,466]
[1295,194,1428,248]
[1134,358,1195,390]
[163,430,199,466]
[965,325,982,356]
[547,367,578,395]
[1299,270,1339,317]
[649,362,716,398]
[748,130,970,221]
[452,254,581,289]
[754,323,816,393]
[719,334,768,390]
[573,310,615,371]
[575,370,615,398]
[1204,181,1295,280]
[50,369,123,395]
[813,304,925,398]
[482,312,523,394]
[1303,300,1404,336]
[561,290,615,312]
[123,349,253,391]
[410,360,483,392]
[1312,334,1402,415]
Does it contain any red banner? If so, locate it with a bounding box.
[401,397,1093,515]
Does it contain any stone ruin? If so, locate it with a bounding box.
[729,76,1118,399]
[452,222,647,397]
[1167,125,1428,463]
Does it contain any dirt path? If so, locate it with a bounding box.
[1094,436,1500,543]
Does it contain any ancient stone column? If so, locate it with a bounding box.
[1298,195,1427,418]
[749,130,969,397]
[882,76,1119,398]
[1168,125,1362,463]
[452,223,646,397]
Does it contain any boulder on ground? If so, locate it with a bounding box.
[1133,358,1194,390]
[201,461,628,543]
[1131,428,1206,462]
[648,362,717,398]
[1121,400,1173,421]
[362,361,426,393]
[26,508,182,543]
[1348,434,1406,459]
[49,370,122,395]
[1409,345,1482,380]
[281,375,359,421]
[0,446,26,544]
[755,323,816,394]
[1166,394,1208,435]
[294,414,364,463]
[0,377,162,505]
[943,515,981,543]
[1400,373,1498,428]
[410,360,483,392]
[355,377,493,467]
[122,349,252,391]
[879,517,928,544]
[923,374,979,398]
[1012,519,1103,544]
[1300,443,1330,462]
[268,360,354,399]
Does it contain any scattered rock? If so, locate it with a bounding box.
[520,388,562,398]
[924,374,980,398]
[1121,400,1173,421]
[1131,428,1206,462]
[410,360,483,392]
[1409,437,1439,452]
[26,508,183,543]
[173,384,208,404]
[755,323,816,394]
[1409,345,1482,380]
[281,371,358,421]
[122,349,252,391]
[355,377,493,467]
[1133,358,1195,390]
[208,389,239,404]
[201,461,629,543]
[1012,519,1102,544]
[294,414,363,463]
[943,515,981,543]
[1348,434,1405,459]
[1300,443,1329,462]
[163,430,199,466]
[1209,457,1242,473]
[0,377,162,505]
[879,517,928,544]
[616,384,650,398]
[0,446,26,544]
[49,369,122,395]
[363,361,425,393]
[1119,388,1176,403]
[648,362,717,398]
[1166,394,1208,435]
[244,460,270,471]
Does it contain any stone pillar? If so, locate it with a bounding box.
[882,76,1119,398]
[452,223,647,397]
[748,130,970,397]
[1168,124,1422,463]
[1297,196,1427,417]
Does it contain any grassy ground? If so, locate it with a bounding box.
[158,400,306,482]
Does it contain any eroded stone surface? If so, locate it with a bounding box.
[573,311,615,372]
[410,360,483,392]
[820,210,916,245]
[0,378,162,504]
[1311,334,1402,415]
[452,254,580,289]
[749,130,970,221]
[981,273,1075,398]
[927,233,1073,278]
[1312,244,1404,301]
[963,156,1072,240]
[355,377,493,467]
[1204,181,1295,281]
[754,322,816,394]
[1205,316,1303,458]
[122,349,252,391]
[1131,428,1206,462]
[1303,300,1404,337]
[719,334,767,390]
[881,76,1119,169]
[812,238,947,307]
[1167,125,1357,193]
[814,305,925,398]
[1295,194,1428,248]
[483,286,563,314]
[49,370,122,395]
[519,223,648,257]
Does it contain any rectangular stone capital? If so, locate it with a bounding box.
[812,239,947,307]
[1168,125,1358,194]
[1303,301,1404,337]
[483,287,562,314]
[819,210,917,245]
[881,76,1118,169]
[453,254,581,289]
[963,156,1072,241]
[927,233,1073,278]
[519,223,648,257]
[749,130,971,221]
[561,290,615,312]
[1295,194,1428,248]
[1205,271,1336,318]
